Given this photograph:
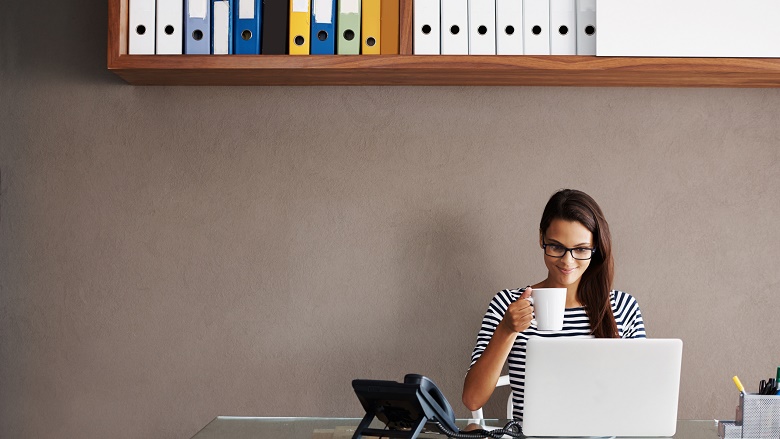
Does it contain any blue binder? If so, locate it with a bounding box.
[233,0,262,54]
[211,0,233,54]
[185,0,211,54]
[311,0,337,54]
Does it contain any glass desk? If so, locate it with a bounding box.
[190,417,718,439]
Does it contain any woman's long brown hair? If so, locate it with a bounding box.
[539,189,618,338]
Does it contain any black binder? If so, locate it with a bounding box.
[261,0,289,54]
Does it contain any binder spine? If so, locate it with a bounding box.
[311,0,337,54]
[262,0,290,54]
[441,0,468,55]
[523,0,550,54]
[413,0,440,54]
[211,0,233,54]
[234,0,262,54]
[289,0,312,54]
[361,0,381,54]
[550,0,576,55]
[575,0,596,55]
[496,0,523,55]
[157,0,184,54]
[337,0,361,54]
[129,0,156,54]
[185,0,211,54]
[468,0,496,55]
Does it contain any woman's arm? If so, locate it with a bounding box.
[462,288,534,411]
[462,324,518,411]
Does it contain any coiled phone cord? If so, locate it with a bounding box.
[432,420,524,439]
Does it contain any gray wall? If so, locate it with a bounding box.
[2,1,779,438]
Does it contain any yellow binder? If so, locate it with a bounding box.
[380,0,399,54]
[289,0,312,54]
[361,0,381,54]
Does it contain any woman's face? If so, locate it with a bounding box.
[540,218,594,289]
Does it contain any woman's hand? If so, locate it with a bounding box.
[497,287,534,334]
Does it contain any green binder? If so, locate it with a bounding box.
[336,0,361,54]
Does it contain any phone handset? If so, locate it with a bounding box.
[403,374,458,432]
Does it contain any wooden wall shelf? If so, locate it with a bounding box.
[108,0,780,87]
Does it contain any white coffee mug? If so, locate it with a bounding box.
[527,288,566,331]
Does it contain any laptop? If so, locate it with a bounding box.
[522,337,683,437]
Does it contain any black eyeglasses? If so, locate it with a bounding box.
[542,242,597,260]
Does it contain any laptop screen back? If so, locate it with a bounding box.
[522,338,683,437]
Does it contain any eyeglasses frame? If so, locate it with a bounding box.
[541,242,597,260]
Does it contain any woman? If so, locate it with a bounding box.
[462,189,646,422]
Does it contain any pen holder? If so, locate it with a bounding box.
[742,393,780,438]
[719,393,780,438]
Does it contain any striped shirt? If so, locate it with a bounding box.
[469,288,646,421]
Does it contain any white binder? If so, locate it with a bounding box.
[496,0,523,55]
[550,0,575,54]
[413,0,440,54]
[576,0,596,55]
[468,0,496,54]
[156,0,183,54]
[212,0,231,54]
[129,0,156,54]
[441,0,468,54]
[523,0,549,55]
[597,0,780,57]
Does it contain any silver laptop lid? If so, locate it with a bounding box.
[522,338,683,437]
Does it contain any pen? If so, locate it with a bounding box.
[731,376,746,427]
[732,376,745,393]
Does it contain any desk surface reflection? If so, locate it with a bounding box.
[191,417,717,439]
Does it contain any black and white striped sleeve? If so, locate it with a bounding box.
[613,290,647,339]
[469,289,522,368]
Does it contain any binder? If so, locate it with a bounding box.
[311,0,337,54]
[289,0,311,54]
[597,0,780,57]
[550,0,575,55]
[212,0,232,54]
[128,0,155,54]
[413,0,440,54]
[157,0,183,54]
[575,0,596,55]
[336,0,361,54]
[496,0,523,55]
[468,0,495,54]
[523,0,550,55]
[441,0,468,55]
[362,0,381,54]
[234,0,262,54]
[185,0,211,54]
[380,0,400,54]
[262,0,289,54]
